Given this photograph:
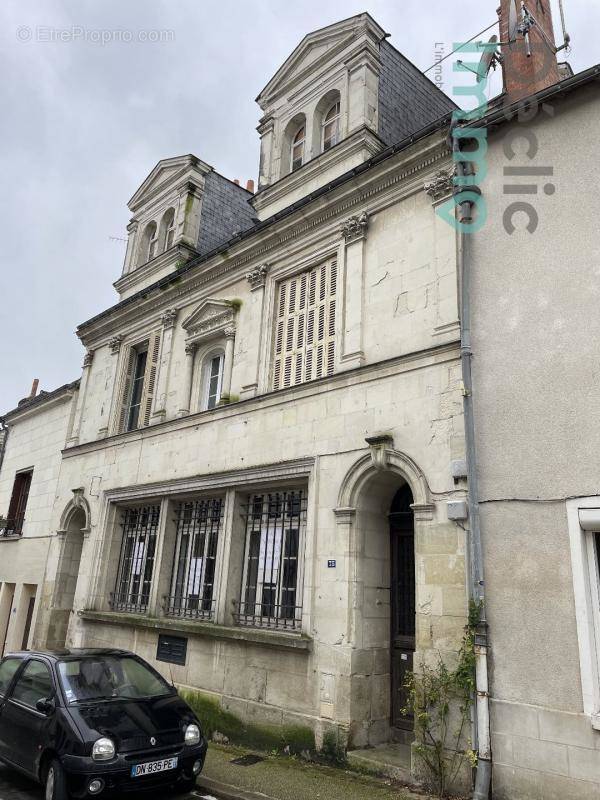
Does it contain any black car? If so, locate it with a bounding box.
[0,648,208,799]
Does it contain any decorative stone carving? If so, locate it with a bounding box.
[108,335,123,354]
[424,169,454,201]
[82,350,94,368]
[365,433,394,471]
[340,211,369,243]
[182,299,236,343]
[160,308,178,329]
[185,341,197,356]
[246,264,270,290]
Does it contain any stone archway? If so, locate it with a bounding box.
[46,489,91,649]
[334,443,436,749]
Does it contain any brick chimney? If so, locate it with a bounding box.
[498,0,561,103]
[29,378,39,398]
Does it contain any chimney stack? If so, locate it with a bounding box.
[498,0,561,104]
[29,378,39,399]
[246,179,255,193]
[233,179,240,185]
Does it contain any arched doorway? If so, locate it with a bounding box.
[46,493,90,649]
[389,483,415,736]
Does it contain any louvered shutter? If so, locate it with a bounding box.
[117,347,137,433]
[272,258,337,390]
[140,331,161,427]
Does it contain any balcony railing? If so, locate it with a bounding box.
[0,513,25,537]
[109,591,150,615]
[233,600,302,631]
[162,595,215,621]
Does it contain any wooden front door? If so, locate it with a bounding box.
[390,484,415,731]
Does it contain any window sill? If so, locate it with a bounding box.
[78,610,312,653]
[0,533,24,541]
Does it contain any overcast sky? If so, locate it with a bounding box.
[0,0,597,411]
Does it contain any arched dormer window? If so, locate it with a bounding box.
[291,125,305,172]
[202,349,225,410]
[322,101,340,151]
[159,207,176,252]
[137,221,158,266]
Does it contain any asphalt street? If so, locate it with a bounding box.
[0,762,221,800]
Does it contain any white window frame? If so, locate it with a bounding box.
[290,125,305,172]
[322,100,340,152]
[201,350,225,411]
[567,496,600,729]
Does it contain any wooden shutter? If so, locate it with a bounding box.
[272,258,337,390]
[140,331,161,427]
[117,347,137,433]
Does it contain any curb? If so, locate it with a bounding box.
[194,775,278,800]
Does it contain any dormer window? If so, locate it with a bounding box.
[138,221,158,266]
[159,207,176,252]
[291,126,305,172]
[322,101,340,151]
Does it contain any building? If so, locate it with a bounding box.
[1,10,472,770]
[467,19,600,800]
[3,5,598,798]
[0,381,79,654]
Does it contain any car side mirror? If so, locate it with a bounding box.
[36,697,55,715]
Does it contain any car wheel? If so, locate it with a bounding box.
[44,758,69,800]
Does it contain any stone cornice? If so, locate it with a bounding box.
[77,131,451,347]
[62,340,460,459]
[113,241,197,296]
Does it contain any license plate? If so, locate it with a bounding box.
[131,756,178,777]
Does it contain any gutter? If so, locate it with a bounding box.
[453,140,491,800]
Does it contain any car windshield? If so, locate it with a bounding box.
[57,655,173,704]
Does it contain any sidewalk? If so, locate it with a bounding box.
[197,743,430,800]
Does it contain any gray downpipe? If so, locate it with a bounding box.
[454,140,492,800]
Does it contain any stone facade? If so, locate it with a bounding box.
[0,14,470,767]
[0,383,78,653]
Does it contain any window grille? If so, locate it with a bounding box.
[236,489,306,630]
[273,259,337,390]
[111,504,160,614]
[3,469,33,537]
[165,497,223,620]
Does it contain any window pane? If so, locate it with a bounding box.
[126,349,148,431]
[237,489,306,630]
[112,505,160,613]
[206,354,223,410]
[0,658,22,696]
[166,498,223,620]
[11,660,53,708]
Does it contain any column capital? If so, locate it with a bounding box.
[340,210,369,243]
[161,308,178,329]
[424,169,454,202]
[246,264,270,291]
[108,335,123,354]
[82,350,94,369]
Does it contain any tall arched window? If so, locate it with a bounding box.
[202,350,225,410]
[291,125,305,172]
[322,101,340,151]
[137,221,158,266]
[159,208,176,252]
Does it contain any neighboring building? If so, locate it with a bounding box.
[0,381,79,655]
[22,12,469,768]
[470,66,600,800]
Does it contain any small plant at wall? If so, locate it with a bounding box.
[402,600,481,799]
[225,298,243,311]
